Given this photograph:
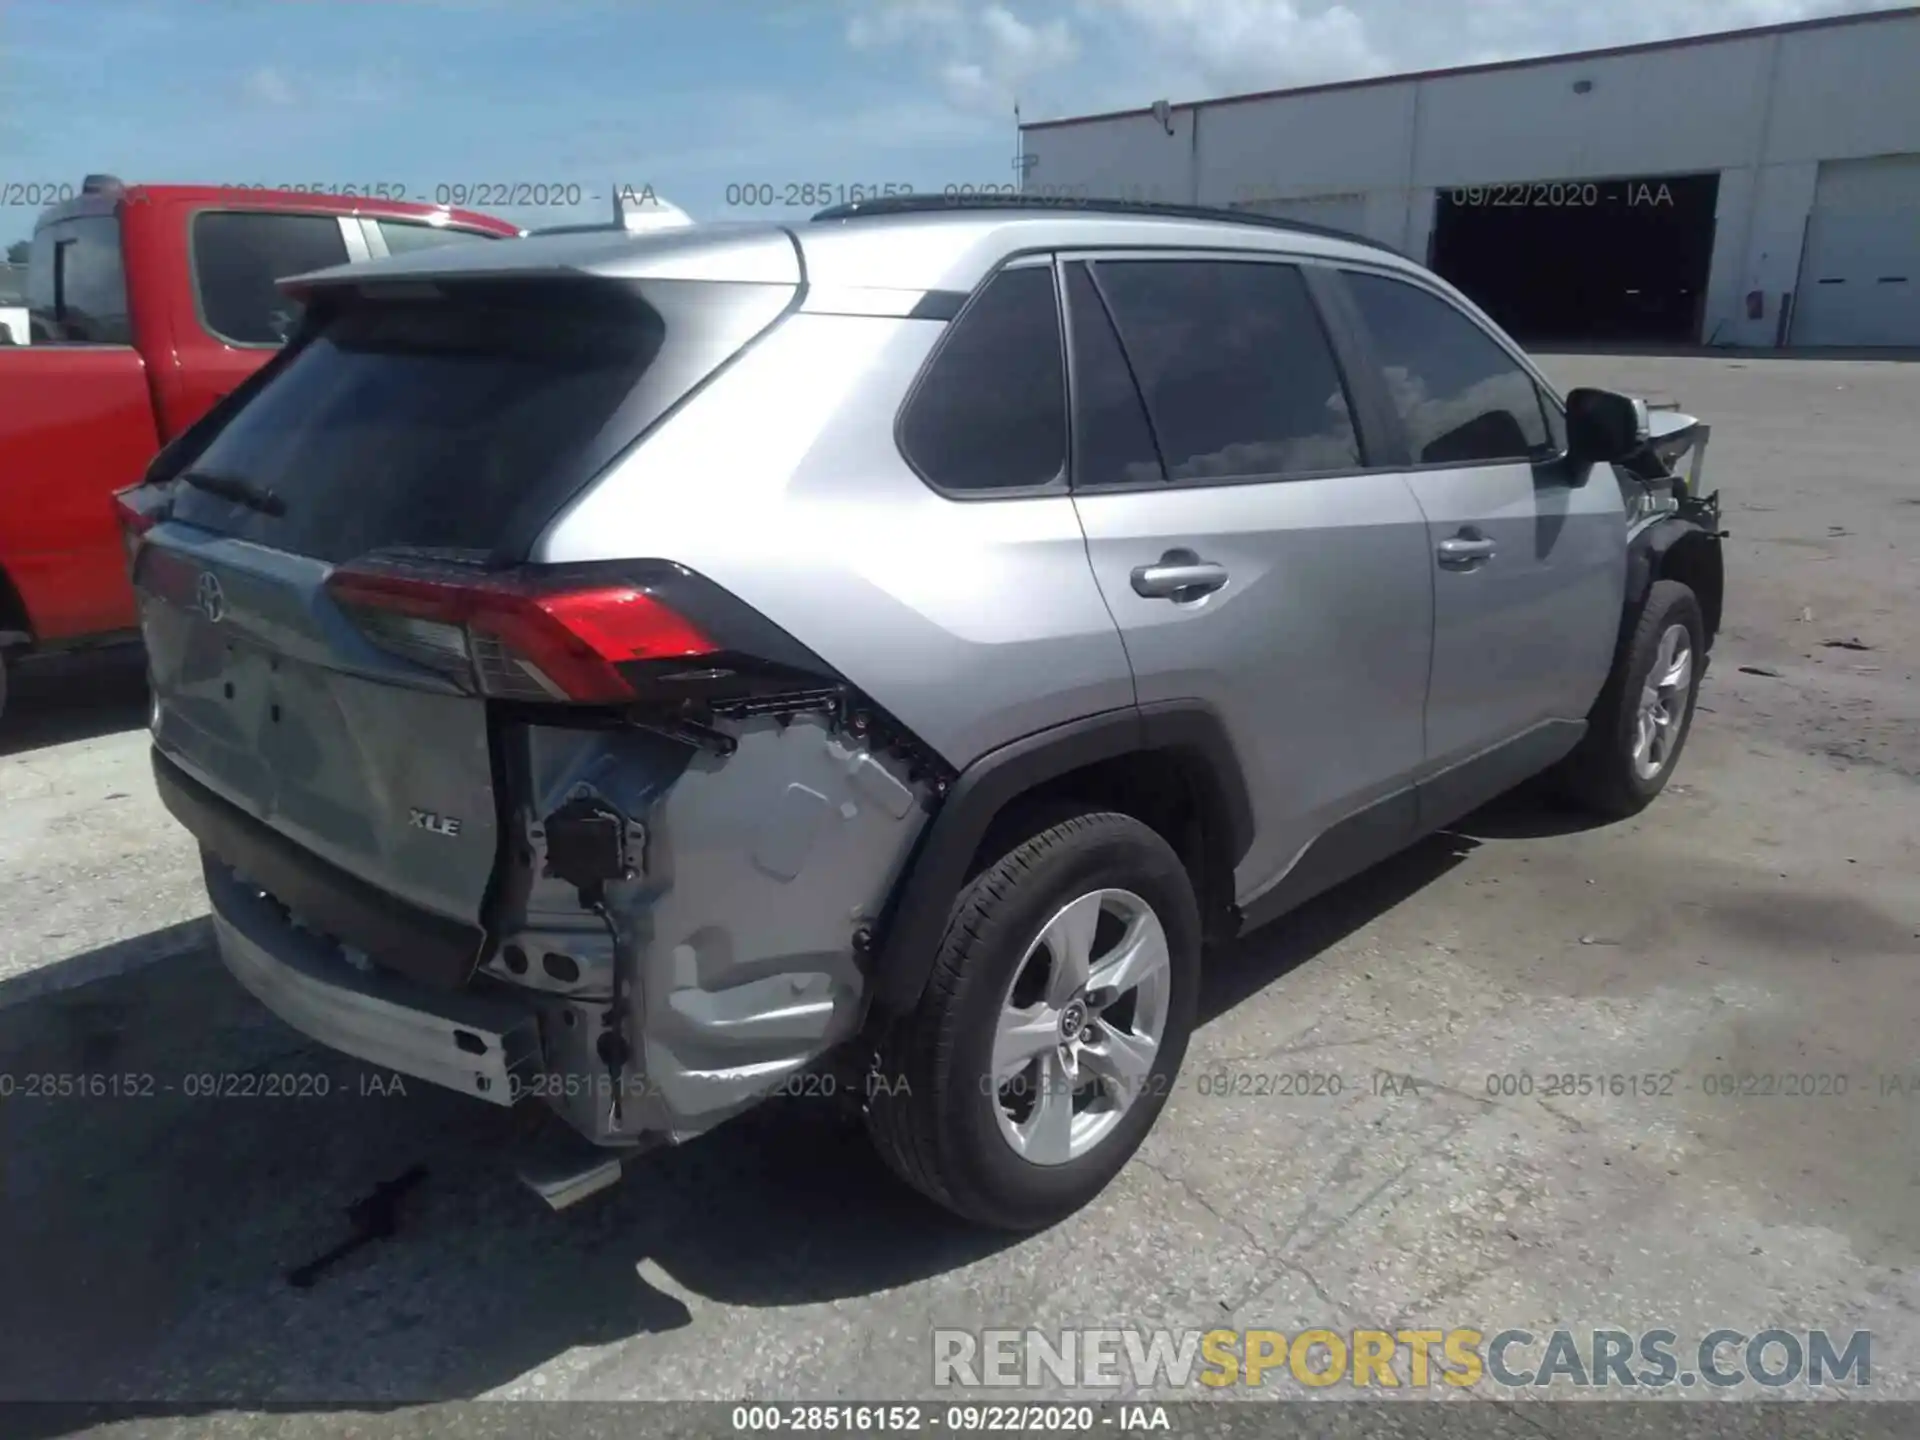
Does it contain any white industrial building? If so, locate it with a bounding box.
[1018,7,1920,348]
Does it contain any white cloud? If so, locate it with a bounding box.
[241,65,296,106]
[1097,0,1386,95]
[847,0,1078,114]
[848,0,967,49]
[981,3,1077,71]
[844,0,1900,120]
[559,87,1001,189]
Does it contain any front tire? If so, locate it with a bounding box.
[1556,579,1706,818]
[866,811,1200,1230]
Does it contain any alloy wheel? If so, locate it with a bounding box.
[1631,622,1693,781]
[988,888,1172,1166]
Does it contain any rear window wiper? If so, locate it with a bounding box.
[180,468,287,517]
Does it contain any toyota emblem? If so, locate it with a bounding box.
[196,571,227,624]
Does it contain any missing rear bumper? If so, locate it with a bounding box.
[154,747,488,991]
[204,857,543,1104]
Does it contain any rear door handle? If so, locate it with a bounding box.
[1437,532,1496,567]
[1130,556,1229,600]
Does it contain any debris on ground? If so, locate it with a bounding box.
[1739,665,1782,677]
[1820,638,1874,651]
[287,1164,429,1289]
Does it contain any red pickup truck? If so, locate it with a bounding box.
[0,176,519,719]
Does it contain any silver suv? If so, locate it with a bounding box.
[122,196,1723,1230]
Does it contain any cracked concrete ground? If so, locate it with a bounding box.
[0,353,1915,1437]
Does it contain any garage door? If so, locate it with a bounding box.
[1234,192,1368,239]
[1791,155,1920,347]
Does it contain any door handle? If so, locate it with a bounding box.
[1130,556,1229,600]
[1437,532,1496,567]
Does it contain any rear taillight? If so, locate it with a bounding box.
[325,562,716,703]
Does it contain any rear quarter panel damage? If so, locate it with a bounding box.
[489,712,930,1145]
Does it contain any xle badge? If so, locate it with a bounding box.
[409,808,462,837]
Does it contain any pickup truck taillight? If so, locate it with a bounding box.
[112,487,165,568]
[324,561,717,703]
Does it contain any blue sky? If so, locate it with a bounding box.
[2,0,1893,244]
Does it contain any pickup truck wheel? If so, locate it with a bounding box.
[1557,579,1705,819]
[0,647,9,724]
[865,811,1199,1231]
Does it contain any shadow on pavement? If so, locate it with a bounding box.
[0,933,1005,1413]
[0,917,209,1011]
[1198,827,1481,1027]
[1442,777,1614,843]
[1196,778,1615,1021]
[0,790,1556,1424]
[0,646,149,759]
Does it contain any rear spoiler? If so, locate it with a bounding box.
[524,185,694,238]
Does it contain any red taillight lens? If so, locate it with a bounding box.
[325,564,716,703]
[113,492,159,534]
[112,488,161,567]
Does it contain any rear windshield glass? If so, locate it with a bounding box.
[169,277,790,563]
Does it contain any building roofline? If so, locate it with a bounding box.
[1020,5,1920,132]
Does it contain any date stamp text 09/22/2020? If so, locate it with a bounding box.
[3,178,1684,213]
[4,1065,1914,1106]
[0,180,663,209]
[6,179,1111,210]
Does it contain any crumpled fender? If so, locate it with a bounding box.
[1623,511,1725,648]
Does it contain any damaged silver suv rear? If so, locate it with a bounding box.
[123,197,1727,1230]
[127,239,955,1204]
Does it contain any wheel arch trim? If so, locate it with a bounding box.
[1626,516,1723,645]
[867,701,1254,1019]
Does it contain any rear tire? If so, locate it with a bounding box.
[866,811,1199,1230]
[1555,579,1705,819]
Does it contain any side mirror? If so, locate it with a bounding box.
[1565,387,1650,466]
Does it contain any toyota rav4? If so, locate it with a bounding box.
[121,195,1723,1230]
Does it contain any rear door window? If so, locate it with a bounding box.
[27,217,132,343]
[1090,258,1362,482]
[897,264,1067,493]
[192,211,352,345]
[1063,261,1165,488]
[168,277,793,564]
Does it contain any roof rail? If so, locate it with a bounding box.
[809,192,1407,258]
